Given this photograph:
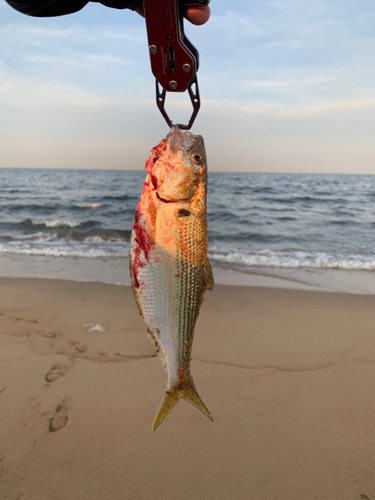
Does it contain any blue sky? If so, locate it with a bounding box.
[1,0,375,172]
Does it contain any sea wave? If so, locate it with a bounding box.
[0,239,129,258]
[38,219,80,228]
[1,169,375,280]
[0,219,102,232]
[1,236,374,271]
[0,218,83,229]
[74,203,103,209]
[208,248,375,271]
[8,203,61,212]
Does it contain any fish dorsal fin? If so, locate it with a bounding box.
[204,258,214,291]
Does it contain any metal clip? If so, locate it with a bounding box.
[144,0,208,129]
[156,75,200,130]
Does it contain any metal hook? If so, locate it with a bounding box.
[156,76,200,130]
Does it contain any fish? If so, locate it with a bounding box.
[129,126,214,431]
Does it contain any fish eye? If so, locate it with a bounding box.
[191,153,202,165]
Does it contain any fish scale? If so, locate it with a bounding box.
[129,126,214,431]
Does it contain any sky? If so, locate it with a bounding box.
[1,0,375,173]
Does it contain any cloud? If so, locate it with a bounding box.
[214,96,375,120]
[283,98,375,117]
[241,77,334,89]
[0,22,145,44]
[265,0,327,16]
[25,53,134,69]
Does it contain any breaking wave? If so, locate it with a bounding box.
[74,203,103,209]
[208,248,375,271]
[0,237,129,258]
[2,169,375,281]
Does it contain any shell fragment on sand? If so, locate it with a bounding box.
[83,323,108,333]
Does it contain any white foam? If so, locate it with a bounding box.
[208,248,375,271]
[31,219,80,228]
[11,232,47,241]
[0,240,129,258]
[84,236,104,243]
[1,234,375,272]
[75,203,103,209]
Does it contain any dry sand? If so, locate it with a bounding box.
[0,277,375,499]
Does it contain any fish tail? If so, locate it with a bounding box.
[152,383,213,432]
[181,385,213,422]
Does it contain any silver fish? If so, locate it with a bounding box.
[129,126,214,431]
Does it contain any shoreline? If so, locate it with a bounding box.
[1,277,375,498]
[1,252,375,294]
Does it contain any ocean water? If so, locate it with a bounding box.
[0,168,375,293]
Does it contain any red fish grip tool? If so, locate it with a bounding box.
[143,0,209,130]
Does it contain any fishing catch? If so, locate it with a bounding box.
[129,126,214,431]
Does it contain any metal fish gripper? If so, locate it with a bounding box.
[143,0,209,129]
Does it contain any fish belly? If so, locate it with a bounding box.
[133,215,205,387]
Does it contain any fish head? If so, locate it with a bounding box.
[148,126,206,203]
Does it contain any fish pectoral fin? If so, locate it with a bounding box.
[204,258,214,291]
[152,384,213,432]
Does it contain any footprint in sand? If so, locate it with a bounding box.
[14,317,38,323]
[41,332,59,339]
[69,340,88,353]
[49,396,72,432]
[45,363,67,383]
[75,344,88,353]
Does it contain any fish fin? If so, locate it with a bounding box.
[152,384,213,432]
[152,390,180,432]
[204,258,214,291]
[181,385,213,422]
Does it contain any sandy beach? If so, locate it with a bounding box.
[1,277,375,499]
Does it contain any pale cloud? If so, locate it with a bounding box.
[265,0,327,16]
[241,77,334,89]
[283,98,375,118]
[0,21,144,43]
[25,53,134,69]
[12,26,78,39]
[67,97,117,106]
[100,30,144,44]
[262,39,320,51]
[209,11,277,39]
[226,96,375,119]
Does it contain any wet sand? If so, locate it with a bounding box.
[1,278,375,499]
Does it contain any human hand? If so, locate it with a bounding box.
[135,2,210,26]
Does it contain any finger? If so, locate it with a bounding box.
[184,5,210,25]
[135,3,144,16]
[136,3,211,26]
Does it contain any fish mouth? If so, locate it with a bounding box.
[167,126,184,151]
[156,192,193,204]
[167,126,198,152]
